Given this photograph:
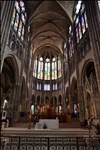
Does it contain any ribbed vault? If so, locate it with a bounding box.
[24,0,75,56]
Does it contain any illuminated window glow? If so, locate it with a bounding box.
[74,1,88,43]
[11,0,27,41]
[33,56,62,80]
[44,84,50,91]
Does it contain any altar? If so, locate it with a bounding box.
[35,119,59,129]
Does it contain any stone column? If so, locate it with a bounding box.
[1,1,15,72]
[73,23,85,123]
[84,1,100,94]
[66,41,73,114]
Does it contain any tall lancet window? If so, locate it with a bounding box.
[52,57,57,80]
[38,57,43,79]
[33,57,37,78]
[44,58,50,80]
[74,1,88,43]
[11,0,27,41]
[58,57,62,78]
[33,55,62,81]
[68,26,74,60]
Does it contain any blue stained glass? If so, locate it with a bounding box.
[78,22,82,39]
[76,26,79,43]
[14,12,19,31]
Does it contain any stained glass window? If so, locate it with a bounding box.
[14,12,19,31]
[21,26,25,40]
[53,83,57,90]
[58,59,61,78]
[44,84,50,91]
[75,1,82,14]
[52,61,55,80]
[69,26,74,60]
[21,14,25,24]
[12,9,16,25]
[74,1,88,43]
[18,20,22,37]
[11,0,27,41]
[33,56,62,81]
[76,25,79,43]
[78,21,82,39]
[44,58,50,80]
[38,57,43,79]
[33,58,37,77]
[84,11,88,28]
[47,62,50,80]
[52,57,57,80]
[15,1,20,12]
[54,62,57,79]
[81,16,85,34]
[37,83,41,90]
[20,0,25,11]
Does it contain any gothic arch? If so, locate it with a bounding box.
[81,61,99,118]
[0,55,19,118]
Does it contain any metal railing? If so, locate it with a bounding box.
[1,136,100,150]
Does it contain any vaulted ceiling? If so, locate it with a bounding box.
[24,1,75,56]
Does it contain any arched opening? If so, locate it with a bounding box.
[0,56,19,126]
[82,61,99,119]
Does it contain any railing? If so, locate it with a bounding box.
[1,136,100,150]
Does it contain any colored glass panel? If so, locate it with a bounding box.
[81,15,85,34]
[21,14,25,24]
[40,61,43,79]
[75,1,82,14]
[20,0,25,11]
[14,12,19,31]
[84,11,88,28]
[15,1,20,12]
[21,26,24,40]
[76,26,79,43]
[44,84,50,91]
[58,59,61,78]
[18,20,22,37]
[33,59,37,77]
[54,62,57,79]
[38,61,41,79]
[52,62,55,80]
[12,8,16,25]
[78,22,82,39]
[81,4,85,14]
[38,61,43,79]
[44,62,48,80]
[47,62,50,80]
[12,0,27,41]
